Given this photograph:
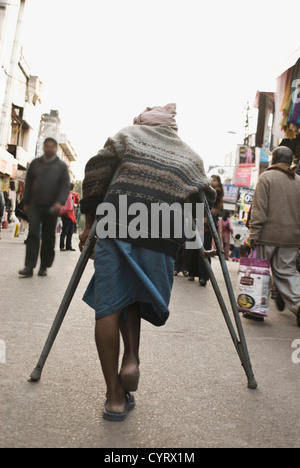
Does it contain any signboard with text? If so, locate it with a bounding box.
[223,184,239,204]
[237,187,255,207]
[235,167,252,187]
[0,159,7,174]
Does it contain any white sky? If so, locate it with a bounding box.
[22,0,300,179]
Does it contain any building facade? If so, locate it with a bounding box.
[36,110,77,180]
[0,0,42,192]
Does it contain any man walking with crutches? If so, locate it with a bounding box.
[29,105,257,422]
[19,138,70,278]
[78,104,222,421]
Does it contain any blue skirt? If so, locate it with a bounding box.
[83,239,174,327]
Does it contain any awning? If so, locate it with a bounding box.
[276,48,300,78]
[0,148,18,177]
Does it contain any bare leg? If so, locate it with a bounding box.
[119,303,141,391]
[95,311,126,413]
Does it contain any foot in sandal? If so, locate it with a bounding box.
[119,361,140,392]
[103,392,135,422]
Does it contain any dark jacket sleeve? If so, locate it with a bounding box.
[80,135,123,214]
[23,162,35,205]
[296,164,300,176]
[57,163,71,205]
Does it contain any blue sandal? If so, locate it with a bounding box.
[103,393,135,422]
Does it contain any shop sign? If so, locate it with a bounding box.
[0,159,7,174]
[237,187,255,206]
[223,184,239,203]
[235,167,253,187]
[11,164,18,179]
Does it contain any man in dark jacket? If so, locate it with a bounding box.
[19,138,70,277]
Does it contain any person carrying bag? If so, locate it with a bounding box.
[60,184,76,252]
[250,146,300,327]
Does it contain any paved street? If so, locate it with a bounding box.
[0,227,300,449]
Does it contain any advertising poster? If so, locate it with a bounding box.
[239,145,256,167]
[235,167,253,187]
[223,184,239,203]
[260,148,270,175]
[237,187,255,206]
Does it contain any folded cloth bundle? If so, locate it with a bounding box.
[134,103,178,133]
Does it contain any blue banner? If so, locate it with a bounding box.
[223,184,239,203]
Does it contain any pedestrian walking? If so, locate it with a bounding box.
[174,244,189,277]
[79,104,214,421]
[0,191,5,239]
[250,146,300,327]
[220,211,233,260]
[232,234,242,262]
[4,192,12,224]
[72,189,80,235]
[186,174,224,286]
[19,138,70,278]
[60,183,79,252]
[210,175,225,218]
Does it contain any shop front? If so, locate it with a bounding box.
[0,149,13,191]
[0,148,22,217]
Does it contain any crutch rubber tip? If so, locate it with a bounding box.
[29,367,42,382]
[247,377,258,390]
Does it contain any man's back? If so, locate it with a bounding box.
[82,124,214,258]
[24,156,70,208]
[251,169,300,248]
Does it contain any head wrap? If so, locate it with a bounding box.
[134,103,178,132]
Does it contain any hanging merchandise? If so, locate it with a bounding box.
[279,58,300,139]
[255,92,274,149]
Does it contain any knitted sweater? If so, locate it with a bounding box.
[81,125,214,257]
